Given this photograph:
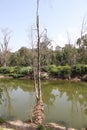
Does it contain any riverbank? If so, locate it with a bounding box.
[0,120,78,130]
[0,76,87,129]
[0,74,82,82]
[0,65,87,82]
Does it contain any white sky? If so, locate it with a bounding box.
[0,0,87,51]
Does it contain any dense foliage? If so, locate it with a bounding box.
[0,66,32,78]
[0,33,87,67]
[0,64,87,80]
[0,33,87,80]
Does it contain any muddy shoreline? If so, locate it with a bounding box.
[0,120,78,130]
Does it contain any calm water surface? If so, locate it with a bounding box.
[0,79,87,128]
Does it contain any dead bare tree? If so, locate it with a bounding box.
[81,17,87,38]
[31,0,44,125]
[77,17,87,48]
[36,0,42,101]
[0,28,11,66]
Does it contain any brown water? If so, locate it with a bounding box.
[0,79,87,128]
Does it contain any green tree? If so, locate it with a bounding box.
[17,47,31,66]
[8,52,19,66]
[76,34,87,64]
[62,44,77,66]
[55,46,64,65]
[40,30,52,66]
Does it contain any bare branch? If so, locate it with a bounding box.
[0,28,11,66]
[81,16,87,38]
[67,31,71,45]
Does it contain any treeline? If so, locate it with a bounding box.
[0,33,87,67]
[0,31,87,80]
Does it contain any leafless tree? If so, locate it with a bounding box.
[31,0,44,125]
[36,0,42,101]
[0,28,11,66]
[81,17,87,38]
[77,17,87,48]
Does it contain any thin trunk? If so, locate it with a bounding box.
[36,0,41,101]
[31,0,44,124]
[30,27,38,99]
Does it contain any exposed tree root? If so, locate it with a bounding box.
[31,100,44,125]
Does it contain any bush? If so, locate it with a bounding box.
[48,65,70,79]
[37,125,52,130]
[41,66,50,72]
[59,65,70,78]
[38,125,44,130]
[84,65,87,74]
[13,66,21,74]
[0,117,5,123]
[0,66,33,78]
[19,67,32,75]
[10,66,33,78]
[1,64,87,80]
[71,64,87,77]
[49,65,58,76]
[0,67,11,74]
[11,73,24,78]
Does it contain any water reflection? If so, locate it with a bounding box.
[0,87,3,104]
[42,81,87,128]
[0,79,87,128]
[0,79,35,120]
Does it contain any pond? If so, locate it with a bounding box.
[0,79,87,128]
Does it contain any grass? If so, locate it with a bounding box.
[0,118,5,124]
[0,128,14,130]
[37,125,53,130]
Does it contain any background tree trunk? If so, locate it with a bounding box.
[0,28,11,67]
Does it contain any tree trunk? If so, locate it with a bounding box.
[31,0,44,125]
[37,9,41,101]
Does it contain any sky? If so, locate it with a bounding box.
[0,0,87,51]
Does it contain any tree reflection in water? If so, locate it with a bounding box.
[57,81,87,127]
[0,87,3,104]
[0,79,34,120]
[0,83,13,119]
[0,79,87,128]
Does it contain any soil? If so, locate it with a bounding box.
[0,74,81,82]
[0,120,77,130]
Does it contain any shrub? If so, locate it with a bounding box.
[13,66,21,74]
[37,125,52,130]
[71,64,87,77]
[60,65,70,78]
[41,66,50,72]
[0,66,33,78]
[49,65,58,76]
[0,117,5,123]
[38,125,44,130]
[10,66,33,78]
[19,67,32,75]
[84,65,87,75]
[0,67,10,74]
[49,65,70,79]
[11,73,24,78]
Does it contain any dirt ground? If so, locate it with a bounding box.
[0,120,76,130]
